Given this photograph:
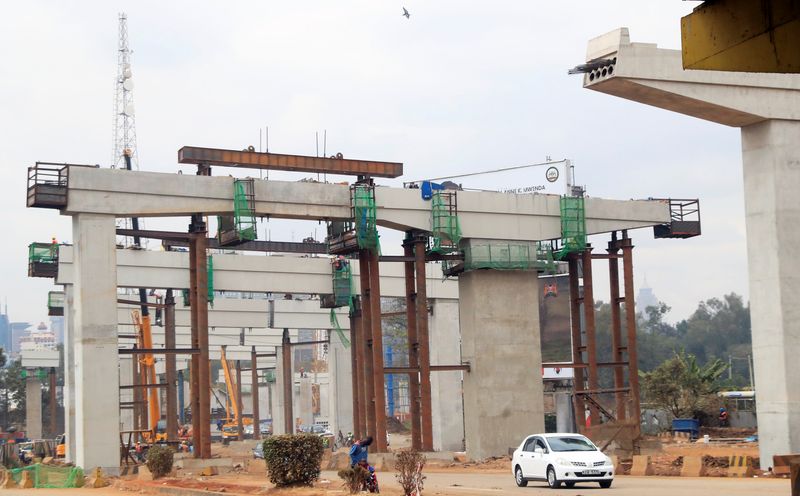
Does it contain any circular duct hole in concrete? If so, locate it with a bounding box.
[589,72,595,81]
[601,67,608,77]
[608,65,614,75]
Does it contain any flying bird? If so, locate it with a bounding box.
[402,7,410,18]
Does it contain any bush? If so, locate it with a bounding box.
[338,465,369,494]
[145,445,174,479]
[263,434,324,487]
[396,450,426,496]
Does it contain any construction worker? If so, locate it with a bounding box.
[49,237,58,260]
[719,407,729,427]
[134,441,144,462]
[348,436,373,468]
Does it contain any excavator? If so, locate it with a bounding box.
[219,346,252,440]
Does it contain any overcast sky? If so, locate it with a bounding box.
[0,1,746,327]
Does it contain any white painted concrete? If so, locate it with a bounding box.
[63,167,669,241]
[429,299,464,451]
[71,213,120,474]
[25,376,42,440]
[328,327,354,437]
[459,271,544,460]
[583,27,800,465]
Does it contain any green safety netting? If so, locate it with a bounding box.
[264,370,276,383]
[233,179,257,241]
[430,191,461,254]
[329,309,351,348]
[332,262,354,308]
[47,291,64,309]
[28,243,57,264]
[8,464,84,488]
[557,195,586,259]
[353,185,380,253]
[464,241,555,272]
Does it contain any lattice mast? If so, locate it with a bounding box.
[111,12,138,170]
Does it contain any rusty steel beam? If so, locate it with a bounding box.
[118,348,200,355]
[621,233,641,434]
[384,365,471,374]
[117,299,167,308]
[414,237,433,451]
[281,328,294,435]
[251,347,261,441]
[117,228,190,241]
[567,255,587,431]
[607,237,626,421]
[178,146,403,178]
[164,290,178,442]
[542,361,629,369]
[163,237,328,254]
[358,252,377,442]
[367,251,388,452]
[120,384,168,389]
[189,232,200,457]
[289,339,330,347]
[403,237,421,450]
[350,308,364,440]
[582,247,600,426]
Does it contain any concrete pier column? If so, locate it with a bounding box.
[272,345,286,435]
[328,327,353,437]
[742,120,800,464]
[429,299,464,451]
[555,392,574,433]
[298,380,313,428]
[25,376,42,440]
[71,213,119,473]
[63,285,76,463]
[459,270,543,460]
[118,357,134,431]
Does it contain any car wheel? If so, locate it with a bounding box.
[515,466,528,487]
[599,480,612,489]
[547,466,561,489]
[564,482,575,488]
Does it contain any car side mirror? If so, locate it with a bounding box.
[534,447,544,454]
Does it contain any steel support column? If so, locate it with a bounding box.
[581,247,600,425]
[236,360,244,439]
[358,252,377,442]
[413,237,433,451]
[282,328,294,434]
[189,234,200,455]
[621,233,641,432]
[367,251,388,452]
[190,215,211,458]
[251,347,261,441]
[567,255,586,429]
[403,236,422,450]
[607,238,626,421]
[350,308,364,440]
[165,289,178,441]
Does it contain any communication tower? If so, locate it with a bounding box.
[111,13,138,170]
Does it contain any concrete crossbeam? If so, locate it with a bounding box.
[63,167,669,241]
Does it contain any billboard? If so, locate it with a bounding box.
[539,273,574,379]
[425,159,572,196]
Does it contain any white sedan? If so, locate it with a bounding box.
[511,433,614,489]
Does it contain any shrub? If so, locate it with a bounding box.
[263,434,324,487]
[338,465,369,494]
[396,449,426,496]
[145,445,174,479]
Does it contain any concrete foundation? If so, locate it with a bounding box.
[555,392,574,433]
[742,119,800,464]
[459,270,544,460]
[71,213,120,473]
[429,299,464,451]
[25,376,42,440]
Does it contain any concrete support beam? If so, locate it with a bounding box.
[459,270,544,460]
[25,376,42,440]
[429,299,464,451]
[742,119,800,463]
[72,213,119,473]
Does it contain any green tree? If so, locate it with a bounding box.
[640,350,727,419]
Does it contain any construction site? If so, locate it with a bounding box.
[3,2,800,495]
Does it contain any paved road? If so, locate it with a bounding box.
[322,471,791,496]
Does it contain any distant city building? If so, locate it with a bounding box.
[636,277,659,316]
[49,316,65,344]
[19,321,57,352]
[0,309,10,355]
[10,322,31,356]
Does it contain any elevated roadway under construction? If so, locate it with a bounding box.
[35,158,671,471]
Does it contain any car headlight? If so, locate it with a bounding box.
[556,458,571,466]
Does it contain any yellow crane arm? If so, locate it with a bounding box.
[219,346,240,423]
[132,310,160,437]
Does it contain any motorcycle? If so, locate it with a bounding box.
[358,461,380,493]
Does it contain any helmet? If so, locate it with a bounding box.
[720,407,725,412]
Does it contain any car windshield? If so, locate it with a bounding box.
[547,436,597,452]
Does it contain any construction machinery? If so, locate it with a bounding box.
[219,346,251,440]
[131,309,163,442]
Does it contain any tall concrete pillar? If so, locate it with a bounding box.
[272,346,286,435]
[328,328,354,437]
[25,376,42,440]
[742,120,800,464]
[72,213,119,473]
[459,270,543,460]
[63,285,76,463]
[555,392,574,433]
[429,299,464,452]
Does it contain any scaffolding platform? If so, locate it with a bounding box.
[653,199,701,239]
[28,242,59,278]
[217,179,257,246]
[48,291,65,316]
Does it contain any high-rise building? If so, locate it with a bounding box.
[0,309,10,356]
[49,316,65,344]
[636,276,659,316]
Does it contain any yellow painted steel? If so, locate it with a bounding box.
[681,0,800,73]
[219,346,245,437]
[132,311,161,440]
